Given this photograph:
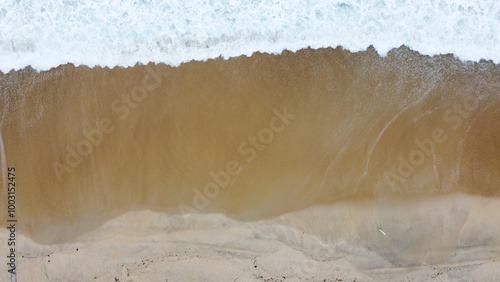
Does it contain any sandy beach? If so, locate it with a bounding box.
[1,45,499,280]
[1,193,499,281]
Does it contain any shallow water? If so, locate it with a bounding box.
[1,46,499,244]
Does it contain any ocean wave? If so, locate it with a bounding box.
[1,0,500,72]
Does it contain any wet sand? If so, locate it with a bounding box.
[0,46,499,279]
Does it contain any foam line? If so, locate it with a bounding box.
[1,0,500,72]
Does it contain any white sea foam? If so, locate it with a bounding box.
[1,0,500,72]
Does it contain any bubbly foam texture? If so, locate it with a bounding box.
[1,0,500,72]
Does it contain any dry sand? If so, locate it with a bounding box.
[1,193,499,281]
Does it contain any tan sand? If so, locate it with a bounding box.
[0,46,499,280]
[1,193,499,281]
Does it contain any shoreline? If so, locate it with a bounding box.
[1,192,499,281]
[1,46,499,245]
[1,45,499,76]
